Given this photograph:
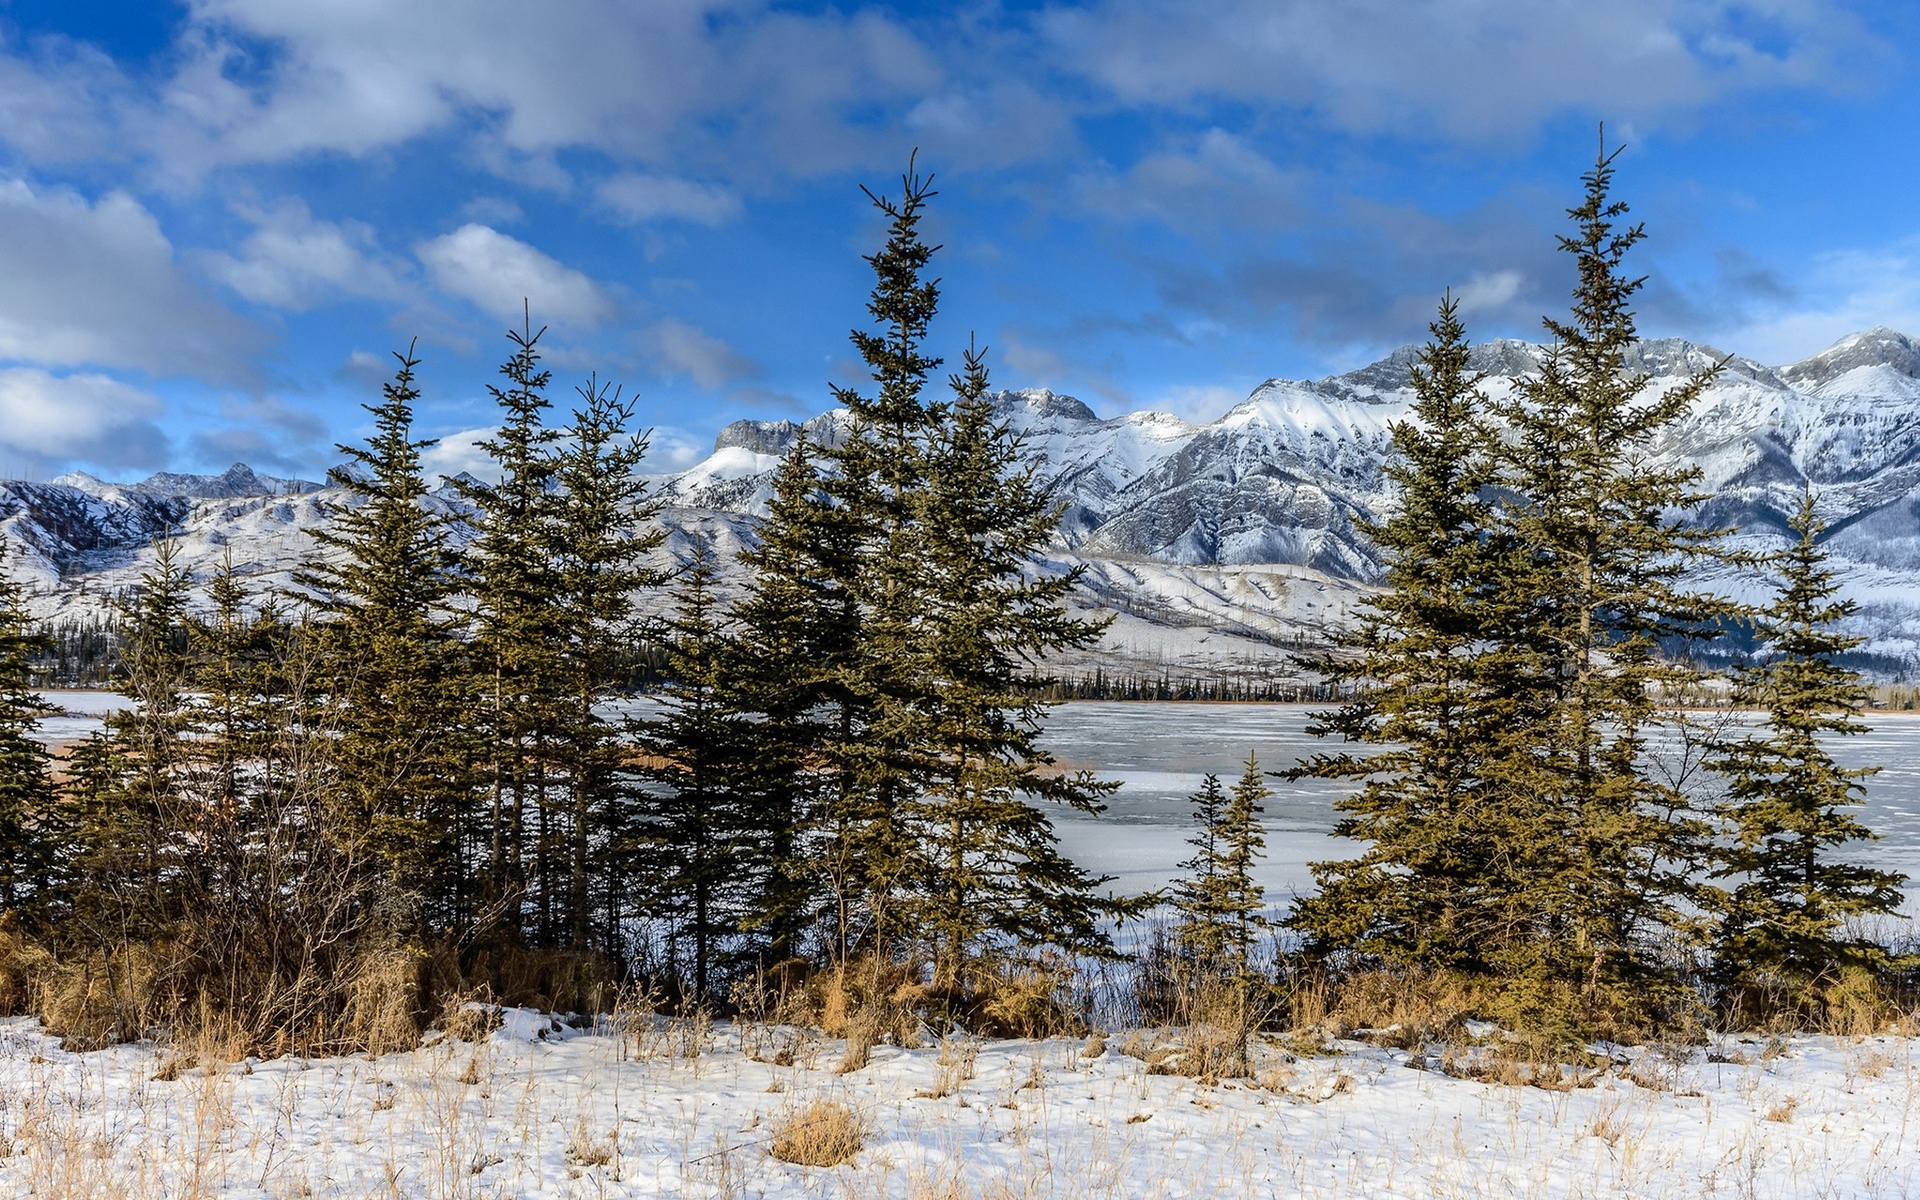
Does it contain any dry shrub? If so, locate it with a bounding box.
[340,947,423,1056]
[36,941,173,1050]
[433,1001,503,1044]
[768,1099,866,1168]
[969,962,1081,1038]
[0,916,51,1016]
[803,957,926,1070]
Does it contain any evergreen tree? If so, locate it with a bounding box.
[454,316,565,939]
[1488,142,1731,1014]
[899,342,1125,990]
[1172,756,1270,985]
[812,156,947,961]
[727,439,857,962]
[0,536,57,915]
[1711,493,1904,997]
[1288,296,1528,972]
[549,376,663,956]
[296,344,474,945]
[637,546,758,1002]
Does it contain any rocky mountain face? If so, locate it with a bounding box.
[7,328,1920,680]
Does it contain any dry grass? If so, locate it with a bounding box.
[767,1099,866,1167]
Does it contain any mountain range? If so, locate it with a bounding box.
[5,327,1919,683]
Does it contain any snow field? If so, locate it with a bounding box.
[2,1013,1917,1199]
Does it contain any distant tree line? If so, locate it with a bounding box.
[0,144,1907,1054]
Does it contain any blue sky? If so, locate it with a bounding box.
[0,0,1916,483]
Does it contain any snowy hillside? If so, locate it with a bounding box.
[7,327,1920,677]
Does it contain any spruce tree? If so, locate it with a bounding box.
[727,439,856,961]
[899,342,1125,991]
[296,344,473,945]
[548,376,663,956]
[1711,493,1904,999]
[1288,296,1527,972]
[636,546,758,1002]
[1487,140,1731,1019]
[812,157,946,962]
[454,316,565,940]
[1172,756,1271,985]
[0,536,56,915]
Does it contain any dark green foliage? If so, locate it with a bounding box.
[0,536,57,914]
[899,343,1125,987]
[1485,143,1732,1012]
[296,344,474,943]
[1711,493,1905,994]
[1172,756,1270,985]
[1289,296,1523,972]
[636,547,760,1002]
[548,376,664,957]
[454,316,565,941]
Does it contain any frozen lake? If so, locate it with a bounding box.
[33,693,1920,910]
[1040,702,1920,913]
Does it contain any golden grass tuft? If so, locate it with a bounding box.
[768,1099,866,1167]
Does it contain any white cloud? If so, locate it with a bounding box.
[1147,383,1244,423]
[1454,269,1527,316]
[0,178,265,380]
[141,1,938,180]
[420,425,501,484]
[202,197,407,309]
[1048,0,1874,140]
[0,367,169,469]
[640,319,759,388]
[1706,237,1920,365]
[415,224,614,328]
[597,172,742,226]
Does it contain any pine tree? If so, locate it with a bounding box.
[296,344,474,945]
[727,439,857,961]
[1173,756,1270,985]
[1487,139,1732,1018]
[812,156,946,962]
[454,315,565,940]
[1288,296,1528,972]
[0,535,57,915]
[637,546,759,1003]
[1711,492,1904,999]
[548,376,663,957]
[899,342,1125,991]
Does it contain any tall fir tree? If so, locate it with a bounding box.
[549,376,663,956]
[454,316,565,940]
[813,156,947,961]
[1289,296,1531,973]
[296,344,474,946]
[1711,492,1904,999]
[0,536,57,915]
[1487,140,1732,1018]
[899,342,1126,991]
[636,546,759,1002]
[727,439,857,961]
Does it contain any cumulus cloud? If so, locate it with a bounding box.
[1047,0,1876,140]
[140,1,939,180]
[0,179,265,381]
[416,224,614,327]
[0,368,169,470]
[420,425,501,484]
[640,319,760,389]
[202,197,408,309]
[597,172,743,226]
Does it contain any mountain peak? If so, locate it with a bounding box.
[136,462,322,498]
[1779,327,1920,389]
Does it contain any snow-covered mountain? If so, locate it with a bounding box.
[8,327,1920,680]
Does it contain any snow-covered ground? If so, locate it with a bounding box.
[1,1010,1916,1198]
